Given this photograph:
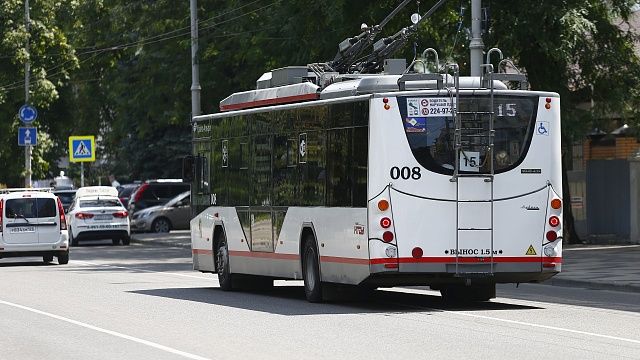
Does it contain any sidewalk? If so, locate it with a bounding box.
[543,244,640,293]
[131,232,640,293]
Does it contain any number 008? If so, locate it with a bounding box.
[390,166,421,180]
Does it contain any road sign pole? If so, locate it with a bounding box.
[81,162,84,187]
[24,0,31,188]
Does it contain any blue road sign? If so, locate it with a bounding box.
[19,105,38,124]
[69,136,95,162]
[18,127,37,146]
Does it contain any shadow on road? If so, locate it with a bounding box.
[129,286,541,316]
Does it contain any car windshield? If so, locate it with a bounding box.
[54,192,76,203]
[79,199,122,207]
[5,198,56,218]
[118,186,137,197]
[165,192,190,207]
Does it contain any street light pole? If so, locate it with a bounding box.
[190,0,201,119]
[24,0,32,188]
[469,0,484,76]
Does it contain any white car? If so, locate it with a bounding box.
[0,189,70,264]
[67,186,131,246]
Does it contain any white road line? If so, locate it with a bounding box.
[384,288,640,345]
[72,260,217,281]
[0,299,212,360]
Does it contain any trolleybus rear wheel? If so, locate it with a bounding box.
[440,283,495,303]
[216,235,233,291]
[302,238,322,302]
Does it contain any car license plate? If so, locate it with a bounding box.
[95,215,112,220]
[88,224,116,229]
[10,226,36,233]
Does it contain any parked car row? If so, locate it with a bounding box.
[0,180,192,265]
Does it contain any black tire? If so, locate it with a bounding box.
[440,283,496,303]
[57,251,69,265]
[69,228,78,246]
[302,238,323,303]
[121,236,131,245]
[216,235,233,291]
[43,254,54,264]
[112,238,121,246]
[151,218,171,233]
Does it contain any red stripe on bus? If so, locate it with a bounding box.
[220,93,320,111]
[370,257,562,264]
[320,256,369,265]
[229,250,299,261]
[192,249,213,255]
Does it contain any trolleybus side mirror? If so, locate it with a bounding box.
[182,155,195,183]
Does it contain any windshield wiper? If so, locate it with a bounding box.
[15,214,30,224]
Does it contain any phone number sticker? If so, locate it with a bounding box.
[407,98,454,118]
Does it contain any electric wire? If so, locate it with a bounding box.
[0,0,278,91]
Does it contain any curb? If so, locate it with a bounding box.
[130,236,191,250]
[542,278,640,294]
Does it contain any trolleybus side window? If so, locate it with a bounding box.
[398,96,538,175]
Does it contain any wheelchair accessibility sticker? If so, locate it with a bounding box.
[536,121,549,136]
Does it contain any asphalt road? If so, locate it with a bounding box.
[1,239,639,360]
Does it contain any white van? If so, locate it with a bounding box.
[0,189,69,264]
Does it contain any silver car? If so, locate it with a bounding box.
[130,191,190,233]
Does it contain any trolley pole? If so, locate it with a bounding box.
[190,0,201,118]
[24,0,32,188]
[469,0,484,76]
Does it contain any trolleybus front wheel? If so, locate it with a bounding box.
[302,238,323,302]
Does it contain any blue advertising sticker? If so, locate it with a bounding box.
[404,117,427,133]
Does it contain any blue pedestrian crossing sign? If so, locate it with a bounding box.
[18,127,37,146]
[68,135,96,162]
[19,105,38,124]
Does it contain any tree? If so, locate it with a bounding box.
[0,0,78,186]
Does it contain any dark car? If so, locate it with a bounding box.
[127,179,190,215]
[117,183,139,207]
[53,189,77,213]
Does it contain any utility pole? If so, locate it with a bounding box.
[469,0,484,76]
[24,0,32,188]
[190,0,201,119]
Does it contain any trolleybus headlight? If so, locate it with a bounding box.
[549,216,560,227]
[546,231,558,242]
[412,247,423,259]
[550,199,562,210]
[382,231,394,242]
[380,217,392,228]
[377,199,389,211]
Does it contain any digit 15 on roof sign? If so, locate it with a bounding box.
[68,135,96,162]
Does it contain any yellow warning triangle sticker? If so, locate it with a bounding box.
[526,245,537,256]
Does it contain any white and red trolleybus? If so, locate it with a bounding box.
[187,56,562,303]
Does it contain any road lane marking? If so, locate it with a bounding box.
[0,299,212,360]
[384,288,640,345]
[72,260,217,281]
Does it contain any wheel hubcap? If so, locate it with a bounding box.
[156,220,169,232]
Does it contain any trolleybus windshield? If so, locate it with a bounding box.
[397,95,538,175]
